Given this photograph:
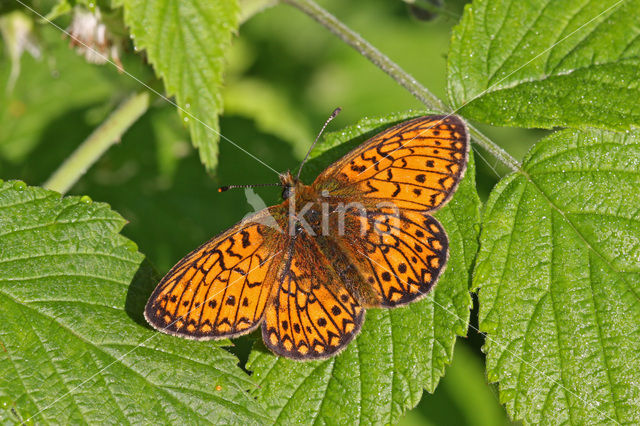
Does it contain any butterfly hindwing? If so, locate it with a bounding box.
[334,206,449,307]
[262,233,365,359]
[145,208,284,339]
[314,115,468,211]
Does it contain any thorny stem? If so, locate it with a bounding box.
[283,0,521,172]
[43,92,150,194]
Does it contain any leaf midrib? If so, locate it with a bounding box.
[548,212,578,425]
[585,254,624,422]
[468,58,640,103]
[0,217,122,240]
[0,251,140,267]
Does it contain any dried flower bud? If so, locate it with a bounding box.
[67,7,123,72]
[0,11,42,92]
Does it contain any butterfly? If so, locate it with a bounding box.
[145,114,469,360]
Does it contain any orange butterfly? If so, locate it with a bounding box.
[145,114,469,360]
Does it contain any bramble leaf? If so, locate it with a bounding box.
[122,0,239,171]
[0,182,270,424]
[448,0,640,130]
[473,128,640,423]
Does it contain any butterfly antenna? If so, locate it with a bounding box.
[296,107,342,180]
[218,182,282,192]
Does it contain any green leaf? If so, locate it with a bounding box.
[448,0,640,130]
[0,182,270,424]
[473,128,640,423]
[122,0,239,171]
[247,112,481,424]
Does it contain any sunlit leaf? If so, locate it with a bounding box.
[474,128,640,423]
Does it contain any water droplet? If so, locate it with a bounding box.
[499,389,517,404]
[80,195,92,204]
[12,181,26,191]
[482,319,498,333]
[126,241,138,252]
[486,368,499,382]
[0,396,11,409]
[185,103,191,108]
[183,117,189,123]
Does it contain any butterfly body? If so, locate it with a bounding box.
[145,115,469,360]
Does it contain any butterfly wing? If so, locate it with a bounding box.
[332,206,449,307]
[313,115,468,211]
[145,208,285,339]
[262,232,365,359]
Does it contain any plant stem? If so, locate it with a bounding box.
[282,0,521,172]
[465,122,521,172]
[283,0,446,111]
[44,92,150,194]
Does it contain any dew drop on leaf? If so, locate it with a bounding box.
[0,396,11,409]
[486,368,499,382]
[499,388,517,404]
[126,241,139,252]
[12,181,26,191]
[482,319,497,333]
[80,195,92,204]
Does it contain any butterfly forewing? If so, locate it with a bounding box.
[314,115,468,211]
[145,208,285,339]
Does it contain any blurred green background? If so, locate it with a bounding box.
[0,0,531,423]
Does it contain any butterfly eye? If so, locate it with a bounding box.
[282,186,292,199]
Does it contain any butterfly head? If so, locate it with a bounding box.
[279,170,302,200]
